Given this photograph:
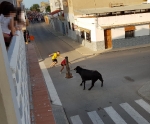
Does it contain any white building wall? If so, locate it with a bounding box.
[76,13,150,42]
[96,29,104,41]
[135,24,149,36]
[98,13,150,27]
[65,13,77,40]
[111,28,125,40]
[76,17,97,41]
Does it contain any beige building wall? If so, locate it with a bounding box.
[72,0,144,9]
[64,0,145,14]
[63,0,74,14]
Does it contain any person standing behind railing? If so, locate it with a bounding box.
[0,1,17,47]
[15,7,25,31]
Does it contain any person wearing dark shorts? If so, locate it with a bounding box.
[52,59,57,63]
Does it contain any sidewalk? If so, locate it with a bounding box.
[48,26,150,56]
[27,43,56,124]
[49,27,150,102]
[48,27,97,55]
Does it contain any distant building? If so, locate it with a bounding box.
[40,1,49,13]
[49,0,63,12]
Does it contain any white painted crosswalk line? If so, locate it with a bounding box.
[120,103,150,124]
[135,99,150,114]
[87,111,104,124]
[104,106,127,124]
[70,115,83,124]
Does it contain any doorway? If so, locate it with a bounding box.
[104,29,112,49]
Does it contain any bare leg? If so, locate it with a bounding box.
[60,65,64,72]
[50,62,56,68]
[50,62,54,67]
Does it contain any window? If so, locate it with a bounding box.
[80,31,85,39]
[125,26,135,38]
[86,32,91,42]
[125,30,134,38]
[72,23,74,31]
[68,22,71,29]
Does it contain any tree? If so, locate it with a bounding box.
[46,6,51,12]
[30,4,40,12]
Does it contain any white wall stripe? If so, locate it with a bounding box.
[120,103,150,124]
[70,115,83,124]
[135,99,150,114]
[104,106,127,124]
[39,61,62,106]
[87,111,104,124]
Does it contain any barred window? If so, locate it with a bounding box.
[125,30,134,38]
[68,22,71,29]
[86,32,91,42]
[80,31,85,39]
[125,26,135,38]
[72,23,74,31]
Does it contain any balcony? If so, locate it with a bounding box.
[0,27,30,124]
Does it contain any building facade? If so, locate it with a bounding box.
[60,0,150,51]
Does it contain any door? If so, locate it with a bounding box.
[104,29,112,49]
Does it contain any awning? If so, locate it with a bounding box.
[75,4,150,15]
[125,26,135,31]
[79,27,90,33]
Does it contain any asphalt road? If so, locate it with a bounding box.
[28,23,150,124]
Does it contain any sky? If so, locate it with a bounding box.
[23,0,49,8]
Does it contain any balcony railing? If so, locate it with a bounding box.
[6,30,30,124]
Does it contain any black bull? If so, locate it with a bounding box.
[74,66,104,90]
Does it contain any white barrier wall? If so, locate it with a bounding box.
[7,31,30,124]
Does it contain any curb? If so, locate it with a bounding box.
[138,81,150,102]
[99,44,150,55]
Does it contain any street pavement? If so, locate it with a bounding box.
[28,23,150,124]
